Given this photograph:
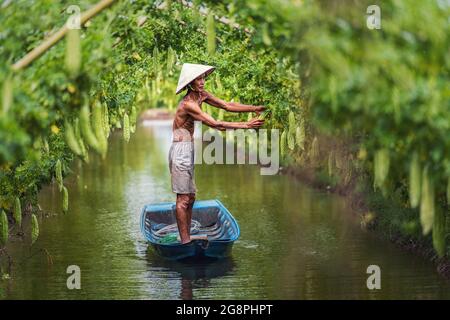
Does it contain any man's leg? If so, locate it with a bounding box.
[186,193,207,241]
[186,193,195,231]
[176,193,191,244]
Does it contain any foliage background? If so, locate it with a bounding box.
[0,0,449,260]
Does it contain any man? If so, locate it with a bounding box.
[169,63,265,244]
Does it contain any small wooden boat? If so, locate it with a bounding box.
[140,199,240,260]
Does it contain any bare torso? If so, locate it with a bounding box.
[172,90,208,141]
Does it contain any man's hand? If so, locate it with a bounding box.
[246,117,265,129]
[254,105,266,116]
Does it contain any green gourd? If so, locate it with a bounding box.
[93,100,107,158]
[296,120,305,150]
[409,152,421,208]
[288,111,296,132]
[432,206,445,257]
[153,46,159,77]
[262,23,272,46]
[420,165,434,236]
[287,128,295,150]
[102,103,110,138]
[328,151,334,177]
[311,136,319,159]
[80,104,100,152]
[62,186,69,213]
[55,159,63,192]
[123,114,130,142]
[130,106,137,126]
[373,149,390,191]
[280,130,287,157]
[64,121,82,156]
[0,210,8,246]
[207,12,216,55]
[14,197,22,228]
[31,214,39,245]
[65,28,81,77]
[447,177,450,205]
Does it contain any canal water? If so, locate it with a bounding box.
[2,120,449,299]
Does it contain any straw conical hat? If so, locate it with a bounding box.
[176,63,215,94]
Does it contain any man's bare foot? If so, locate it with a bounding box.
[177,234,208,244]
[178,235,191,244]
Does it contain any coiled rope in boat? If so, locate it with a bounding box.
[153,220,202,238]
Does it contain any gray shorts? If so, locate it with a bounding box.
[168,141,197,194]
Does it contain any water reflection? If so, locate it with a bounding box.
[145,251,235,300]
[2,119,450,299]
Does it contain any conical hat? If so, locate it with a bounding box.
[176,63,215,94]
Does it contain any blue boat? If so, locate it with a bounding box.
[140,199,240,260]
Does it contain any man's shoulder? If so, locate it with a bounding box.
[180,99,200,112]
[201,90,213,99]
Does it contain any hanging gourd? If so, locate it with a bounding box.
[207,12,216,55]
[166,46,175,75]
[262,23,272,46]
[0,210,8,247]
[280,130,287,157]
[93,100,107,159]
[153,46,159,78]
[432,206,445,257]
[409,152,421,208]
[64,121,82,156]
[31,214,39,245]
[420,165,434,235]
[288,111,296,133]
[65,28,81,77]
[287,128,295,151]
[74,118,88,162]
[62,186,69,213]
[311,136,319,160]
[130,106,137,126]
[43,138,49,154]
[102,103,110,138]
[55,159,63,192]
[123,113,130,143]
[80,104,100,152]
[296,119,305,150]
[14,197,22,228]
[447,177,450,205]
[215,74,223,92]
[328,151,334,177]
[373,149,390,192]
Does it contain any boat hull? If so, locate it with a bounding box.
[141,199,240,260]
[151,240,235,260]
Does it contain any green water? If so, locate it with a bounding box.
[1,120,449,299]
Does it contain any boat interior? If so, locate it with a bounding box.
[143,205,238,242]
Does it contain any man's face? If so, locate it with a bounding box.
[190,74,205,91]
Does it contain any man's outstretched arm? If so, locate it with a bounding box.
[184,102,264,131]
[204,91,265,113]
